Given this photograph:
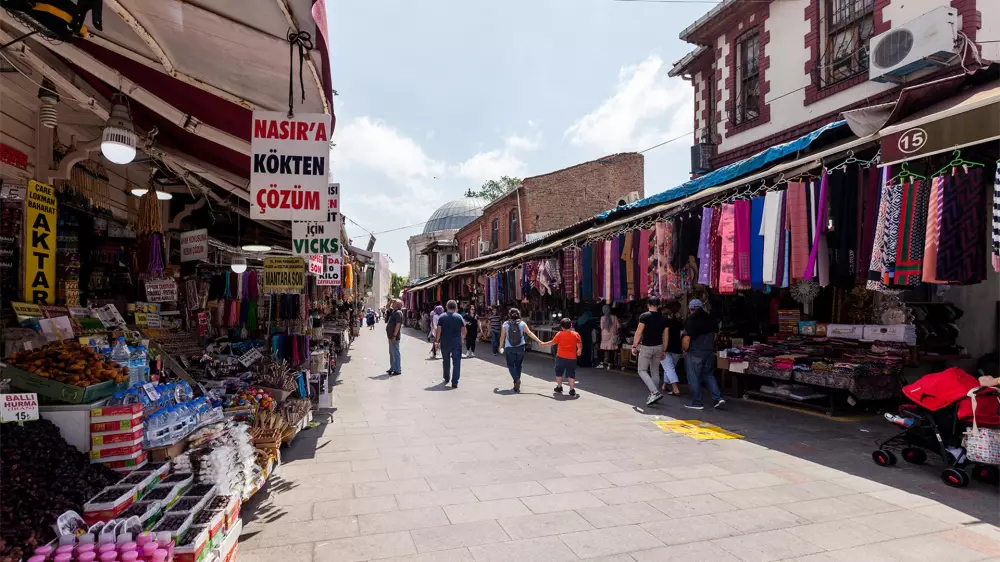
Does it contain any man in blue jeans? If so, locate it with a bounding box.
[681,299,725,410]
[488,308,502,355]
[385,300,403,376]
[434,300,466,389]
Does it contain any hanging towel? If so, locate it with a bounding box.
[718,204,737,294]
[937,167,986,283]
[734,199,752,284]
[697,207,713,285]
[894,178,930,286]
[750,197,765,289]
[922,176,945,283]
[777,191,789,288]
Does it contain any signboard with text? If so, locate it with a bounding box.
[308,255,324,275]
[264,257,305,291]
[180,229,208,262]
[317,255,342,286]
[291,183,341,256]
[1,393,39,423]
[24,180,57,304]
[250,111,331,221]
[882,102,1000,165]
[144,279,178,303]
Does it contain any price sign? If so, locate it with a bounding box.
[238,347,264,367]
[308,254,324,275]
[317,255,342,286]
[11,302,42,319]
[1,393,39,423]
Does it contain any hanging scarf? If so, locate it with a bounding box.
[867,167,892,290]
[697,208,713,286]
[923,176,946,283]
[718,204,737,294]
[734,199,752,285]
[750,197,765,289]
[647,226,658,297]
[894,178,930,286]
[638,230,650,298]
[603,240,612,300]
[655,220,672,297]
[709,208,722,288]
[803,173,830,280]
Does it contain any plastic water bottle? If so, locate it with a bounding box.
[129,346,147,384]
[111,337,131,376]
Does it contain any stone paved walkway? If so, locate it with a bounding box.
[241,328,1000,561]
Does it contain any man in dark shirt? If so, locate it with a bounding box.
[659,300,684,395]
[488,308,503,355]
[682,299,724,410]
[631,297,668,406]
[435,300,467,388]
[385,300,404,376]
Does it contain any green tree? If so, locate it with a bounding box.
[464,176,522,202]
[390,273,409,297]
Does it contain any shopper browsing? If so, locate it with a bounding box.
[631,297,667,406]
[463,305,479,358]
[659,300,683,396]
[498,307,546,393]
[434,300,466,388]
[428,304,443,359]
[682,299,725,410]
[545,318,582,396]
[385,300,404,376]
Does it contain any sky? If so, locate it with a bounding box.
[327,0,709,276]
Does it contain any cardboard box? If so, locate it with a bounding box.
[90,403,143,418]
[90,441,143,460]
[149,440,188,463]
[91,424,144,446]
[2,365,124,403]
[173,524,210,562]
[94,449,147,469]
[84,485,139,524]
[91,417,141,434]
[825,324,865,340]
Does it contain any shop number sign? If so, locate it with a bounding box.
[291,183,341,256]
[318,255,342,286]
[25,180,57,304]
[1,393,39,423]
[250,111,331,221]
[882,103,1000,165]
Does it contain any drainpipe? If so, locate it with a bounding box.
[515,186,524,244]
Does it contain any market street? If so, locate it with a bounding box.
[241,328,1000,562]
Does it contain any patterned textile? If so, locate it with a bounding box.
[718,204,737,294]
[655,220,672,297]
[664,223,681,299]
[619,234,629,301]
[866,168,892,290]
[922,176,945,284]
[604,240,612,300]
[993,167,1000,272]
[581,246,593,300]
[648,225,659,297]
[787,182,810,280]
[623,231,635,297]
[857,166,881,281]
[881,181,902,286]
[710,207,722,288]
[611,236,621,302]
[937,167,986,283]
[632,230,641,299]
[734,199,751,284]
[563,248,575,295]
[638,229,651,298]
[894,179,930,286]
[595,242,603,299]
[697,208,713,285]
[751,197,765,289]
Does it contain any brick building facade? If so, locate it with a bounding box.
[455,153,644,262]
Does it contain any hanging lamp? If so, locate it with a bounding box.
[242,222,270,252]
[101,93,137,165]
[231,211,246,272]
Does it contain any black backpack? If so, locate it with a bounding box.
[506,320,524,347]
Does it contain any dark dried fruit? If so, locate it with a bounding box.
[119,471,153,486]
[89,486,132,504]
[143,488,172,501]
[206,496,231,510]
[161,473,193,485]
[184,484,216,498]
[168,498,201,512]
[193,509,221,525]
[176,525,206,547]
[153,514,187,532]
[118,501,157,520]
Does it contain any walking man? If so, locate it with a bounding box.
[385,300,403,376]
[488,307,502,355]
[434,300,466,388]
[682,299,725,410]
[631,297,667,406]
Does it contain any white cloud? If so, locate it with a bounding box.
[504,132,541,152]
[452,128,541,183]
[564,55,692,153]
[334,117,446,189]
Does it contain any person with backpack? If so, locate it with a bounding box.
[498,307,546,393]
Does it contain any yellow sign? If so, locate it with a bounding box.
[11,301,43,319]
[653,420,744,440]
[24,180,57,304]
[264,257,305,292]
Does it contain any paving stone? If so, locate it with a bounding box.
[630,541,742,562]
[850,510,954,539]
[470,481,549,501]
[396,488,480,510]
[786,518,894,550]
[655,477,734,497]
[559,524,664,558]
[521,491,606,514]
[498,510,594,539]
[443,498,532,523]
[640,514,741,545]
[410,520,511,552]
[468,536,578,562]
[313,496,399,518]
[713,506,811,534]
[538,475,615,493]
[577,501,670,528]
[648,494,738,519]
[358,507,451,535]
[313,531,417,562]
[355,478,431,497]
[555,460,622,476]
[373,549,475,562]
[712,529,824,561]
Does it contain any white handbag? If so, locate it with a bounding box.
[963,388,1000,465]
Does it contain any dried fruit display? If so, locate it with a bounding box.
[6,341,128,386]
[0,420,120,560]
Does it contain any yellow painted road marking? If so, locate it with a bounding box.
[653,420,744,440]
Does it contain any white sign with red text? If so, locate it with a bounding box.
[309,255,324,275]
[250,111,331,221]
[180,229,208,262]
[1,393,39,423]
[317,255,342,286]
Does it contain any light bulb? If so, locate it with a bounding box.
[241,244,271,252]
[101,96,137,165]
[155,191,173,200]
[130,187,149,197]
[230,256,247,273]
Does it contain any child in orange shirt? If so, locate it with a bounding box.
[545,318,583,396]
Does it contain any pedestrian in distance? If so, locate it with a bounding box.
[659,300,684,397]
[682,299,725,410]
[463,304,480,358]
[367,308,376,330]
[543,317,582,396]
[434,300,466,388]
[428,304,443,359]
[385,300,404,376]
[488,307,503,355]
[498,307,546,393]
[631,296,668,406]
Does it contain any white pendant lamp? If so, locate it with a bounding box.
[130,187,149,197]
[242,244,271,252]
[230,255,247,274]
[155,190,173,200]
[101,93,137,165]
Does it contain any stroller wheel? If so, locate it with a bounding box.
[872,449,897,467]
[941,468,970,488]
[973,465,999,485]
[901,447,927,465]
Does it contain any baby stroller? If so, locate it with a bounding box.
[872,367,1000,487]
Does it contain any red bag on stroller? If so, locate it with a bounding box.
[902,367,978,411]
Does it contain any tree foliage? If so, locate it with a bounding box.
[390,273,409,297]
[464,176,523,202]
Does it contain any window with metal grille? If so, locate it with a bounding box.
[508,209,519,244]
[491,218,499,249]
[817,0,875,88]
[734,31,760,126]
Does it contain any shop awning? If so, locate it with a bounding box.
[597,120,847,219]
[879,80,1000,166]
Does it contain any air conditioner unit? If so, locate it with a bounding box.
[479,240,491,253]
[616,191,641,208]
[869,7,958,83]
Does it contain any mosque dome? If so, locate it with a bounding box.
[422,197,488,234]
